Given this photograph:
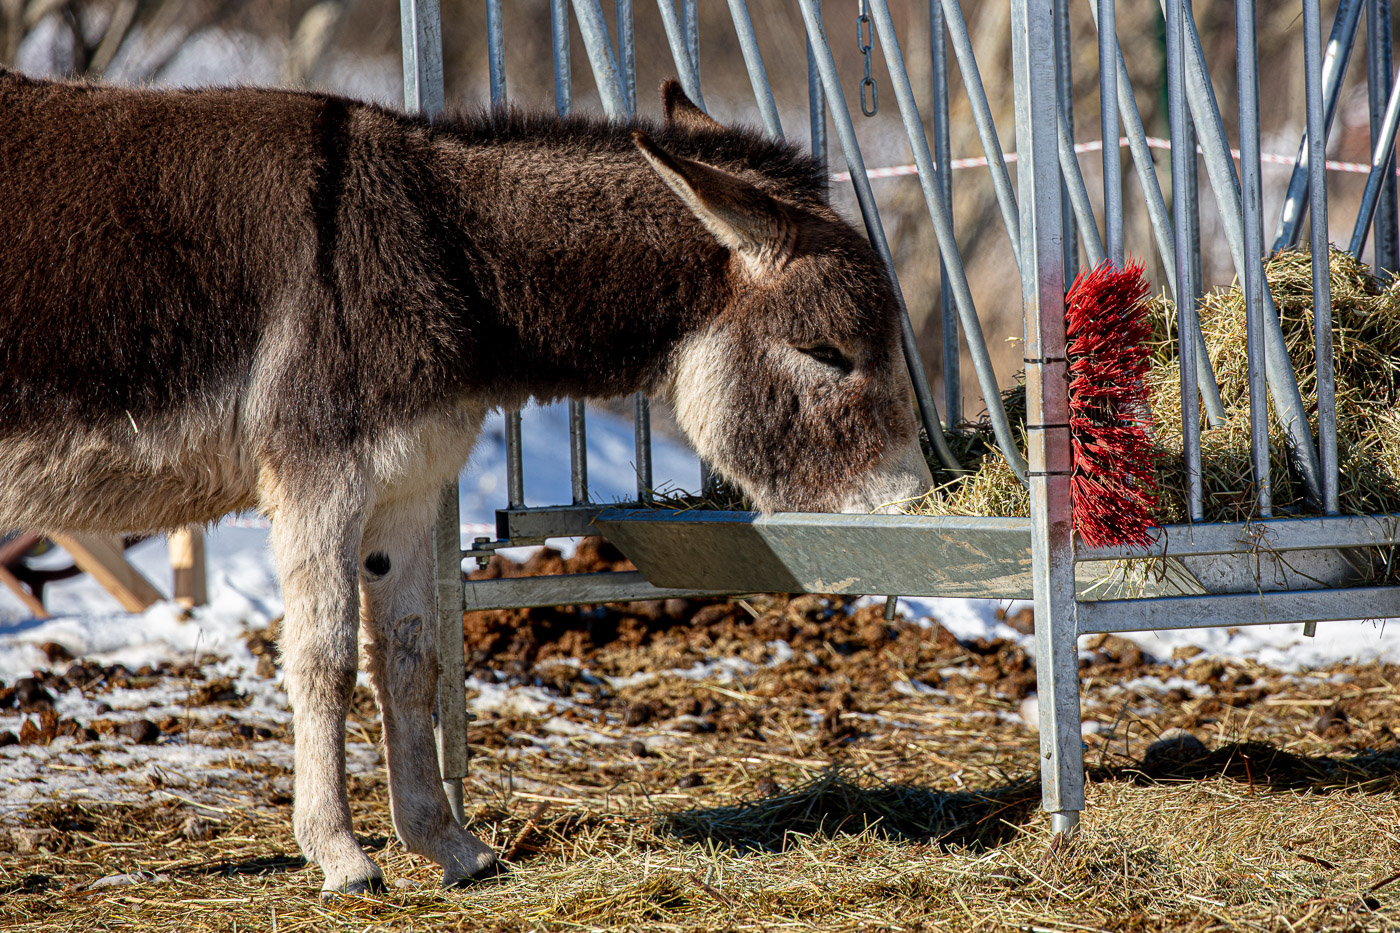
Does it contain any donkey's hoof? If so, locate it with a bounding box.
[442,857,508,888]
[320,876,386,899]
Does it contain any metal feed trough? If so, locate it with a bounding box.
[402,0,1400,834]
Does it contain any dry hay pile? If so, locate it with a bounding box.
[915,248,1400,523]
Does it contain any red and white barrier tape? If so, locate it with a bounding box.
[831,135,1391,182]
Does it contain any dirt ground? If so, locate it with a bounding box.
[3,539,1400,931]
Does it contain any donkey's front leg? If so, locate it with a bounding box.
[268,477,383,896]
[360,495,498,886]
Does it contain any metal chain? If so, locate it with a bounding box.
[857,0,878,116]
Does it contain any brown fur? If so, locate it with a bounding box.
[0,70,930,892]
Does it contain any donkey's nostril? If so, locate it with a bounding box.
[365,552,391,576]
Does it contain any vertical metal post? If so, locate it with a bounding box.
[1348,66,1400,255]
[727,0,784,140]
[656,0,705,109]
[485,0,505,103]
[939,0,1023,268]
[1237,0,1272,520]
[1183,0,1202,313]
[553,0,571,113]
[617,0,636,113]
[860,0,1022,476]
[401,0,465,826]
[1163,0,1324,503]
[1053,0,1077,278]
[554,0,589,508]
[930,0,959,423]
[615,0,652,502]
[399,0,444,116]
[1057,109,1108,266]
[799,0,970,475]
[681,0,700,86]
[1307,0,1340,516]
[1013,0,1082,833]
[1166,0,1204,521]
[433,484,467,826]
[1086,0,1226,425]
[573,0,629,117]
[1098,0,1123,266]
[1271,0,1363,251]
[1370,0,1399,274]
[1184,113,1202,317]
[808,0,827,173]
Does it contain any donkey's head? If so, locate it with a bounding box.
[636,84,934,514]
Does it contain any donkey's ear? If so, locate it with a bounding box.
[632,130,796,267]
[661,78,724,132]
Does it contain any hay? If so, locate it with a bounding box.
[913,248,1400,524]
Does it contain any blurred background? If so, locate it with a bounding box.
[1,0,1382,422]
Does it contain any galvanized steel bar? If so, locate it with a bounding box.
[930,0,959,423]
[1369,0,1398,274]
[617,0,636,113]
[572,0,628,118]
[1012,0,1082,833]
[1077,512,1400,560]
[1086,0,1225,425]
[1183,113,1202,321]
[1077,586,1400,633]
[399,0,444,116]
[655,0,705,109]
[682,0,700,86]
[634,395,653,502]
[800,0,969,475]
[505,413,524,508]
[464,571,734,612]
[1166,0,1324,503]
[1057,107,1107,268]
[1054,0,1077,279]
[726,0,783,139]
[610,0,650,500]
[552,0,571,113]
[1166,0,1203,521]
[1270,0,1363,251]
[1236,0,1272,519]
[486,0,505,102]
[807,0,827,173]
[1306,0,1339,516]
[867,0,1023,476]
[1349,66,1400,255]
[937,0,1022,268]
[432,483,467,824]
[400,0,464,825]
[1098,0,1122,266]
[552,0,591,508]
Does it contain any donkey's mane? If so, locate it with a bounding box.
[433,103,829,204]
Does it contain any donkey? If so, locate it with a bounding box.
[0,69,933,894]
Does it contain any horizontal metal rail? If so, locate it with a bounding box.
[1077,514,1400,560]
[1078,586,1400,633]
[463,571,734,611]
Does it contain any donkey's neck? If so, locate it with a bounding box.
[416,111,815,407]
[437,129,729,404]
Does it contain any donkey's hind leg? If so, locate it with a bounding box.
[267,470,383,896]
[360,493,499,886]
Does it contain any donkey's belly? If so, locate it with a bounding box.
[0,417,259,535]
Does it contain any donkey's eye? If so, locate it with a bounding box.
[800,344,853,374]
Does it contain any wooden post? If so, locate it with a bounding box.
[168,527,207,608]
[50,534,164,614]
[0,562,48,618]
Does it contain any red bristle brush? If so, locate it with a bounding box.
[1064,259,1159,550]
